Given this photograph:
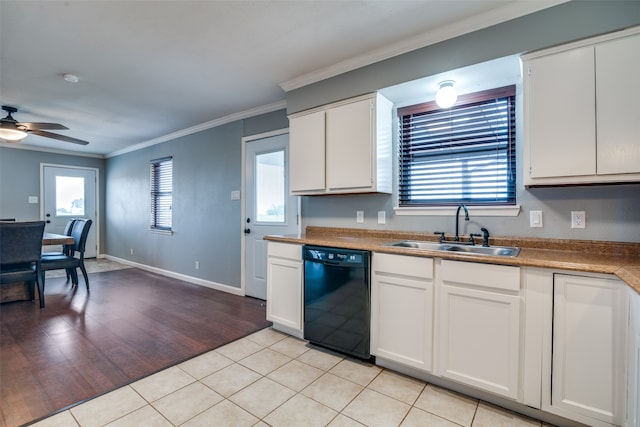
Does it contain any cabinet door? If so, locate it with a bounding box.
[596,33,640,175]
[525,46,596,179]
[629,292,640,427]
[289,111,325,193]
[326,98,373,191]
[438,284,521,399]
[266,245,303,334]
[551,274,627,425]
[371,254,433,371]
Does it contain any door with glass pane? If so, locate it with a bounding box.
[244,133,299,299]
[42,165,97,258]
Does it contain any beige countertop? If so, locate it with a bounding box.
[265,227,640,294]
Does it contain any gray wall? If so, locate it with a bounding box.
[0,146,107,248]
[105,110,288,288]
[287,1,640,114]
[291,1,640,243]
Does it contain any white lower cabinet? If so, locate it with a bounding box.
[544,273,628,426]
[371,253,434,372]
[628,290,640,427]
[437,260,522,400]
[266,242,303,337]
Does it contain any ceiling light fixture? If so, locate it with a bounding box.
[63,73,79,83]
[435,80,457,109]
[0,125,28,142]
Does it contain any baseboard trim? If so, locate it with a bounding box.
[102,255,245,296]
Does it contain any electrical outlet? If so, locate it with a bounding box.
[571,211,586,229]
[195,261,200,270]
[377,211,386,224]
[130,248,134,255]
[356,211,364,223]
[530,210,543,228]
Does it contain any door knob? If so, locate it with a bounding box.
[46,220,51,224]
[244,228,251,234]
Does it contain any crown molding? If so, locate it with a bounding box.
[0,140,105,159]
[106,100,287,158]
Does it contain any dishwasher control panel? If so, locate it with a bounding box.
[304,246,365,265]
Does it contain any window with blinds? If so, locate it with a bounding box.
[397,85,516,206]
[150,157,173,231]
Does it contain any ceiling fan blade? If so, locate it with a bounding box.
[21,122,69,131]
[29,129,89,145]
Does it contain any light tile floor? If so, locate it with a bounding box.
[32,328,552,427]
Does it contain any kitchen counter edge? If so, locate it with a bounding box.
[265,231,640,294]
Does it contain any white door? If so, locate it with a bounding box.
[244,132,299,300]
[42,165,98,258]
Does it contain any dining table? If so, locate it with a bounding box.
[1,232,74,303]
[42,232,74,246]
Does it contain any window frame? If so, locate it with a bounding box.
[150,156,173,232]
[396,85,517,208]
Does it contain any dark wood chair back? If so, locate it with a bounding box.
[69,219,92,256]
[0,221,45,268]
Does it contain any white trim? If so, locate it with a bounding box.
[1,140,105,159]
[107,100,287,158]
[279,1,568,92]
[521,24,640,60]
[148,228,173,235]
[242,128,289,143]
[103,254,245,296]
[394,205,521,217]
[40,163,100,257]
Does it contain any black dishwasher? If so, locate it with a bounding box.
[303,245,371,360]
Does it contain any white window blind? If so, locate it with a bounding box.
[398,86,516,206]
[150,157,173,230]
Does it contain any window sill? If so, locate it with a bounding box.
[394,205,521,217]
[149,228,173,235]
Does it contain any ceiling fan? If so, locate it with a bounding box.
[0,105,89,145]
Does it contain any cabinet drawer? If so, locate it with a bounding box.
[441,260,519,292]
[268,242,302,259]
[374,253,433,279]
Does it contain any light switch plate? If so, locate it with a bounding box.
[378,211,386,224]
[530,210,543,228]
[28,196,38,204]
[230,190,240,200]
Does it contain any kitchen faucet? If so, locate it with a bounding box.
[454,204,469,242]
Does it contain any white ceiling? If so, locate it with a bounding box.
[0,0,562,157]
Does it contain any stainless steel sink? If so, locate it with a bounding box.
[385,240,520,257]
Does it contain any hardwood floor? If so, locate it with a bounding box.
[0,268,271,427]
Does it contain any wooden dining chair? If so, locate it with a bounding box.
[0,221,46,307]
[39,219,93,294]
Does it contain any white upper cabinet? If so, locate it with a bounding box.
[288,93,392,195]
[595,34,640,176]
[289,111,326,193]
[525,46,596,179]
[523,27,640,186]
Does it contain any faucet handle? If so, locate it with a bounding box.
[434,231,445,243]
[481,227,490,247]
[468,233,480,245]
